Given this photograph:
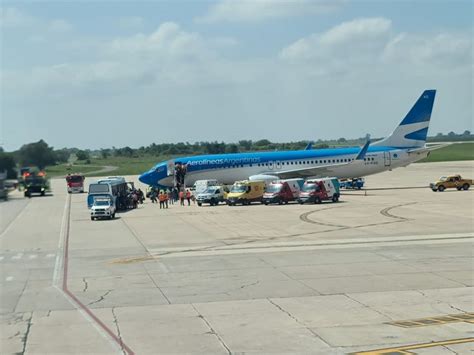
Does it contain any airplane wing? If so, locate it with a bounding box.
[268,140,370,179]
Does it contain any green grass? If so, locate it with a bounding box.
[419,142,474,163]
[89,156,167,176]
[45,164,104,177]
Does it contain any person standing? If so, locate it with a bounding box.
[164,190,169,209]
[185,189,191,206]
[179,189,185,206]
[159,191,165,209]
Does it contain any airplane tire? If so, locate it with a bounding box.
[463,183,470,190]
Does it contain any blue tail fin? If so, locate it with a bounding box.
[373,90,436,148]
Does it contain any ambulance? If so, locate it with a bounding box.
[227,180,265,206]
[262,178,304,205]
[298,178,340,204]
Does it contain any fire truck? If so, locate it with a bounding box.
[66,174,85,193]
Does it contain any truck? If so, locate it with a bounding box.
[227,180,266,206]
[66,174,85,193]
[298,178,340,204]
[90,197,116,220]
[192,179,219,195]
[262,178,304,205]
[430,175,472,192]
[341,178,365,190]
[87,176,127,209]
[196,185,227,206]
[23,171,49,197]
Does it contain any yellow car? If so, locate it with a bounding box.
[430,175,472,192]
[227,180,265,206]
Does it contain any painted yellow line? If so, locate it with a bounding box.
[351,337,474,355]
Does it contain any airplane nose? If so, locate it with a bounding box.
[138,171,156,186]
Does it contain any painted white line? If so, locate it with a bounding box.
[46,253,55,258]
[11,253,23,260]
[6,276,14,282]
[52,194,125,354]
[0,256,4,261]
[28,254,38,259]
[0,200,30,238]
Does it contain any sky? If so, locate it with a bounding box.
[1,0,472,151]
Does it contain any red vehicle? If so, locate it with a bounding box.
[66,174,85,193]
[262,179,303,205]
[298,178,340,204]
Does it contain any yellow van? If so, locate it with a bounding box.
[227,180,266,206]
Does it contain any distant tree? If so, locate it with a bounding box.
[18,140,56,169]
[226,144,239,154]
[254,139,271,147]
[54,148,71,164]
[447,131,456,137]
[0,152,17,178]
[100,149,111,159]
[337,137,347,143]
[463,130,471,136]
[76,150,90,161]
[315,143,329,149]
[238,140,252,151]
[436,132,443,137]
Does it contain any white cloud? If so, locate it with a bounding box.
[0,7,35,28]
[280,17,471,76]
[196,0,343,23]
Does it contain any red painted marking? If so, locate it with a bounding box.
[62,195,135,355]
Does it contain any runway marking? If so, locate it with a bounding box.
[6,276,14,281]
[350,337,474,354]
[53,194,135,355]
[388,313,474,328]
[46,253,55,258]
[12,253,23,260]
[0,256,4,261]
[110,233,474,262]
[28,254,38,259]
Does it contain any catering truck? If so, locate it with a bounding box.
[298,178,340,204]
[262,178,304,205]
[66,174,85,193]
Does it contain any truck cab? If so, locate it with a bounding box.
[196,186,226,206]
[298,178,340,204]
[23,171,49,197]
[66,174,85,193]
[227,180,265,206]
[90,198,116,220]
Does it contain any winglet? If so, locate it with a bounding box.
[305,142,313,150]
[355,139,370,160]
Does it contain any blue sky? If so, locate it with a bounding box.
[1,0,472,151]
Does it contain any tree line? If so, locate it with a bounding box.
[1,131,472,178]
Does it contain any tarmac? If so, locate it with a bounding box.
[1,161,473,354]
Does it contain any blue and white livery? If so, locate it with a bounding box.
[139,90,436,188]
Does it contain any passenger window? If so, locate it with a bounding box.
[216,190,220,193]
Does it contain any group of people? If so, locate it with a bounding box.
[148,187,193,209]
[117,188,145,210]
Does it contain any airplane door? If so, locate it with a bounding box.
[384,152,391,167]
[167,160,175,176]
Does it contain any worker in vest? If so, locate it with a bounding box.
[163,190,169,209]
[159,191,165,209]
[179,189,185,206]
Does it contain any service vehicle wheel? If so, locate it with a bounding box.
[211,198,216,206]
[299,200,304,205]
[431,189,437,192]
[112,213,115,219]
[41,191,45,196]
[314,197,321,204]
[91,217,95,221]
[457,187,462,191]
[463,183,470,190]
[332,194,339,202]
[197,202,202,207]
[278,199,283,205]
[264,201,269,205]
[438,185,445,192]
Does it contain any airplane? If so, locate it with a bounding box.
[139,90,436,188]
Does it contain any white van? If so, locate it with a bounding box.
[192,179,219,195]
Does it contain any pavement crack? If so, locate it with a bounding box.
[442,345,458,354]
[111,307,126,355]
[344,294,393,321]
[87,290,112,306]
[46,310,51,317]
[20,312,33,355]
[192,304,231,355]
[240,280,259,289]
[82,277,88,292]
[267,299,332,348]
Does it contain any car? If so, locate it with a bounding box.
[90,198,116,220]
[196,186,226,206]
[430,175,472,192]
